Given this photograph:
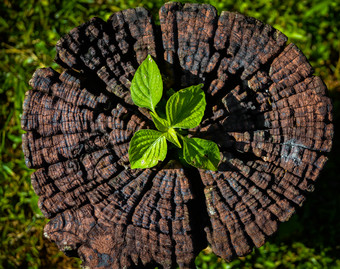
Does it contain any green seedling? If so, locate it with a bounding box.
[128,55,221,170]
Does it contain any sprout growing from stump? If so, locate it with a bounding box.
[129,55,221,170]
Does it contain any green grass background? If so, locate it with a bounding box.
[1,0,339,268]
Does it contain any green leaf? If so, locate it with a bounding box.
[166,84,206,129]
[183,137,220,171]
[150,112,181,148]
[129,129,167,169]
[150,111,169,132]
[165,127,182,148]
[130,55,163,112]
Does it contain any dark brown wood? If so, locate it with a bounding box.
[22,2,333,268]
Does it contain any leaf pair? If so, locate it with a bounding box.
[128,55,221,171]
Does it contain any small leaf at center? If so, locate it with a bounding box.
[165,127,182,148]
[150,111,169,132]
[150,112,181,148]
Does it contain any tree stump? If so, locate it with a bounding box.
[22,2,333,268]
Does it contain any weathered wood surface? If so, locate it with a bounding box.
[22,2,333,268]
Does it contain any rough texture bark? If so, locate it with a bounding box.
[22,2,333,268]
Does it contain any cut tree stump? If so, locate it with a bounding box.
[22,2,333,268]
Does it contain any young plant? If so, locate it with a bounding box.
[128,55,221,171]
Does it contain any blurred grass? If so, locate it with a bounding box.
[0,0,339,268]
